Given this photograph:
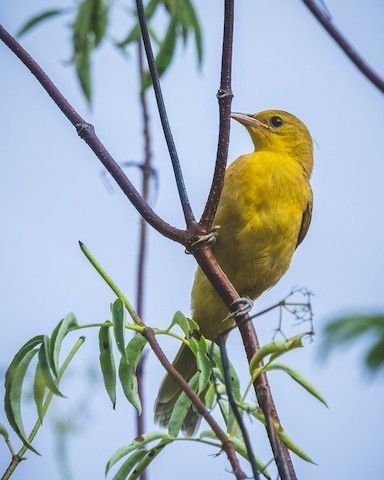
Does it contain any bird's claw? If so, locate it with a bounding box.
[224,297,254,321]
[185,226,220,254]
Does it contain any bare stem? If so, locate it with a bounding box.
[134,0,196,228]
[135,37,152,480]
[302,0,384,94]
[200,0,234,229]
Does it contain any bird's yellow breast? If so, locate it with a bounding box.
[191,150,312,339]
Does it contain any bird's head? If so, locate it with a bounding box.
[231,110,313,177]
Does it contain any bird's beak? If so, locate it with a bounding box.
[231,112,269,129]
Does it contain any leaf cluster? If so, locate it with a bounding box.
[17,0,202,101]
[321,313,384,375]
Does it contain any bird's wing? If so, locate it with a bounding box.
[296,193,313,248]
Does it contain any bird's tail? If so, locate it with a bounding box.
[154,343,201,436]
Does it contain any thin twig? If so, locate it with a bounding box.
[0,25,184,244]
[200,0,234,230]
[135,38,152,480]
[218,335,260,480]
[302,0,384,94]
[134,0,197,228]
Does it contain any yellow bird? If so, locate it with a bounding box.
[154,110,314,435]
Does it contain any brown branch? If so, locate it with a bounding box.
[142,327,246,480]
[0,25,185,245]
[302,0,384,94]
[193,246,297,480]
[135,38,152,480]
[200,0,234,230]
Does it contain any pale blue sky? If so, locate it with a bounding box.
[1,1,384,479]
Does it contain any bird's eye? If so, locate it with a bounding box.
[270,116,284,128]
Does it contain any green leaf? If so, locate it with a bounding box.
[126,334,147,368]
[175,0,203,64]
[168,372,199,437]
[5,336,44,390]
[33,362,46,422]
[5,347,40,454]
[277,429,317,464]
[210,342,241,401]
[111,449,148,480]
[265,363,328,407]
[195,337,210,395]
[119,356,141,414]
[112,298,127,358]
[99,325,117,408]
[49,312,78,377]
[17,9,66,37]
[204,383,216,409]
[249,334,305,377]
[322,313,384,374]
[92,0,109,46]
[167,311,189,336]
[366,337,384,372]
[105,432,169,476]
[127,438,172,480]
[0,422,9,442]
[38,336,65,397]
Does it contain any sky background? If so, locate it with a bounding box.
[1,1,384,479]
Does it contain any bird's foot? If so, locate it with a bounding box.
[224,297,254,321]
[185,226,220,253]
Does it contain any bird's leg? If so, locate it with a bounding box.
[224,297,254,321]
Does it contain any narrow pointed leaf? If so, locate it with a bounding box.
[111,449,148,480]
[17,9,66,37]
[249,334,305,375]
[105,432,169,476]
[126,334,147,368]
[5,336,44,390]
[49,312,78,377]
[265,363,328,407]
[277,429,317,464]
[91,0,109,46]
[167,311,189,336]
[168,373,199,437]
[112,298,127,358]
[38,336,65,397]
[5,347,40,454]
[99,325,116,408]
[119,357,141,414]
[196,337,210,394]
[127,438,172,480]
[33,362,46,422]
[177,0,203,63]
[0,422,9,442]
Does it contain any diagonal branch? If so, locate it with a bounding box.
[302,0,384,94]
[134,0,197,228]
[0,25,185,244]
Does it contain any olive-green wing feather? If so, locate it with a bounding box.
[296,195,313,248]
